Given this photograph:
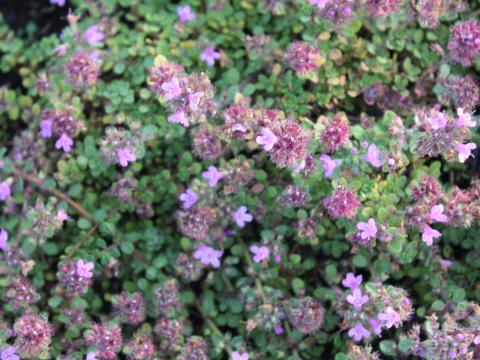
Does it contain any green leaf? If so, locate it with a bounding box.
[398,339,413,353]
[225,68,240,85]
[352,254,367,268]
[379,340,397,356]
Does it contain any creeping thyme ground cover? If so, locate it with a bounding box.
[1,0,480,359]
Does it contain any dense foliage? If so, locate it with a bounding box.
[1,0,480,359]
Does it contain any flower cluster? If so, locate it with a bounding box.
[84,323,123,360]
[39,108,82,153]
[448,19,480,66]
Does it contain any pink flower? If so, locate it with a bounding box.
[86,352,97,360]
[0,346,19,360]
[179,189,198,210]
[200,47,221,67]
[456,108,476,128]
[348,323,371,342]
[369,318,383,336]
[55,133,74,153]
[56,209,71,222]
[429,204,448,223]
[177,5,196,23]
[232,206,253,228]
[428,112,448,130]
[0,182,11,201]
[365,144,382,168]
[39,119,53,138]
[193,244,223,268]
[84,24,105,47]
[168,110,189,127]
[320,154,337,177]
[356,218,377,241]
[76,259,94,279]
[274,325,284,335]
[202,166,224,188]
[308,0,329,9]
[346,288,369,309]
[0,229,8,251]
[256,127,278,151]
[188,91,204,111]
[250,246,270,263]
[378,307,401,329]
[117,148,137,167]
[49,0,65,6]
[421,224,442,246]
[342,273,363,290]
[231,351,249,360]
[455,142,476,163]
[161,77,182,100]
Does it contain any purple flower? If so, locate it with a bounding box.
[49,0,65,6]
[429,204,448,223]
[378,307,401,329]
[356,218,377,241]
[200,47,221,67]
[179,189,198,210]
[346,288,369,309]
[55,133,74,153]
[320,154,337,177]
[456,142,476,163]
[421,224,441,246]
[168,110,189,127]
[274,325,284,335]
[84,24,105,47]
[0,346,20,360]
[342,273,363,290]
[256,127,278,151]
[231,351,249,360]
[0,229,8,252]
[369,318,383,336]
[365,143,382,168]
[117,148,137,167]
[76,259,94,279]
[428,112,448,130]
[161,77,182,100]
[348,323,371,342]
[188,91,204,111]
[0,182,11,201]
[86,352,97,360]
[39,119,53,138]
[308,0,329,9]
[232,206,253,228]
[456,108,476,128]
[56,209,71,222]
[202,166,224,188]
[193,244,223,268]
[177,5,196,23]
[250,246,270,263]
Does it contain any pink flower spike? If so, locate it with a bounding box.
[365,144,382,168]
[193,244,223,268]
[117,148,137,167]
[256,127,278,151]
[429,204,448,223]
[0,228,8,251]
[348,323,371,342]
[456,142,476,163]
[342,273,363,290]
[200,47,221,67]
[168,110,189,127]
[55,133,74,153]
[456,108,476,128]
[0,182,11,201]
[421,224,441,246]
[231,351,249,360]
[76,259,94,279]
[232,206,253,228]
[161,77,182,100]
[84,24,105,47]
[39,119,53,138]
[188,91,204,111]
[356,218,377,240]
[179,189,198,210]
[378,307,401,329]
[177,5,196,24]
[429,112,448,130]
[320,154,338,177]
[202,166,224,188]
[250,245,270,263]
[346,288,369,309]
